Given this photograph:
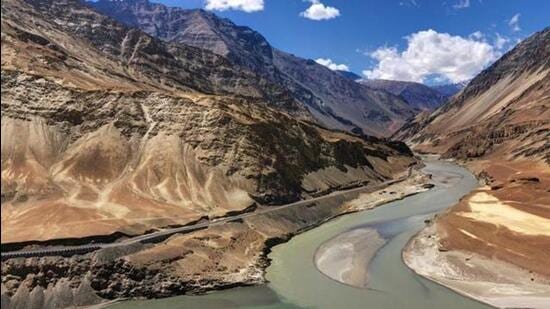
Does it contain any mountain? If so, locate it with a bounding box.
[90,0,416,137]
[398,27,550,307]
[431,81,468,97]
[361,79,449,111]
[91,0,279,80]
[336,70,362,81]
[1,0,415,244]
[393,27,550,160]
[0,0,419,305]
[271,50,415,135]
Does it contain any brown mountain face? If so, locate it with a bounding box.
[90,0,416,137]
[91,0,278,79]
[2,0,308,110]
[399,27,550,298]
[272,50,415,136]
[0,0,415,244]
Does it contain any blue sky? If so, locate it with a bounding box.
[157,0,549,84]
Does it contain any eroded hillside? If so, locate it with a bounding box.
[1,0,415,244]
[394,27,550,163]
[90,0,416,136]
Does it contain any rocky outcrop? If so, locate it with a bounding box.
[0,260,104,309]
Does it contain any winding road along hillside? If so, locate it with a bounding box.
[2,171,411,260]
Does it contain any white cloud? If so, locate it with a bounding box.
[508,13,521,32]
[494,33,510,50]
[469,31,484,40]
[453,0,470,9]
[205,0,264,12]
[300,0,340,21]
[315,58,349,71]
[362,29,497,83]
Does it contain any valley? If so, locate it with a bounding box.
[1,0,419,307]
[1,0,548,308]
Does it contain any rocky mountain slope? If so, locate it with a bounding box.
[336,70,362,81]
[90,0,416,136]
[1,0,415,245]
[399,27,550,308]
[361,79,450,111]
[394,27,549,158]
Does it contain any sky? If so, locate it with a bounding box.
[157,0,549,85]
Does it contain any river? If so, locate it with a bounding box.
[110,160,491,308]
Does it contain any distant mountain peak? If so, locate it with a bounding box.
[430,81,469,97]
[360,79,449,111]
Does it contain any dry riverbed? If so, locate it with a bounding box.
[315,228,386,288]
[404,223,550,309]
[313,176,435,288]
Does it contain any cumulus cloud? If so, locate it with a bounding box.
[362,29,497,83]
[300,0,340,21]
[315,58,349,71]
[508,13,521,32]
[453,0,470,9]
[205,0,264,12]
